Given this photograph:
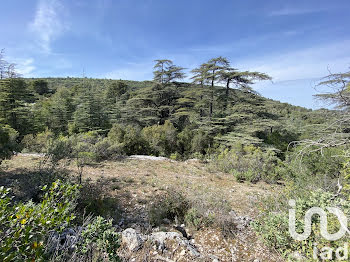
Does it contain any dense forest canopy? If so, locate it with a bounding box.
[0,50,338,161]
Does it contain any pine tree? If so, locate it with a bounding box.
[0,79,32,135]
[153,59,186,84]
[72,84,109,133]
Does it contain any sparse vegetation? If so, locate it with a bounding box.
[0,44,349,261]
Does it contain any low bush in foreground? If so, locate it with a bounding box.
[0,180,120,261]
[148,188,237,237]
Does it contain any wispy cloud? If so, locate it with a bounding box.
[237,40,350,83]
[268,7,329,16]
[17,58,36,76]
[103,62,154,81]
[29,0,68,53]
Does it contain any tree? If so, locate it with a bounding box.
[190,64,211,118]
[124,82,179,126]
[219,69,271,108]
[153,59,172,84]
[296,69,350,152]
[315,69,350,109]
[0,124,18,162]
[164,65,186,83]
[104,81,127,104]
[47,87,75,134]
[192,57,230,118]
[0,49,18,79]
[0,79,32,135]
[153,59,186,84]
[31,79,49,95]
[220,70,271,96]
[72,84,109,133]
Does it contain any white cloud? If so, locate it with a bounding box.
[268,7,329,16]
[103,62,154,81]
[12,58,36,77]
[237,40,350,83]
[29,0,68,53]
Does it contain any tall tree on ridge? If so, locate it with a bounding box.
[153,59,172,84]
[201,57,230,117]
[220,69,271,108]
[153,59,186,84]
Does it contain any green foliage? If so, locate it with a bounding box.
[77,216,121,261]
[46,135,72,166]
[31,80,49,95]
[191,130,212,155]
[0,79,33,135]
[211,144,281,183]
[0,180,79,261]
[184,207,209,230]
[149,189,190,226]
[0,124,18,162]
[21,129,53,153]
[142,120,177,156]
[277,147,347,190]
[13,73,332,160]
[153,59,185,84]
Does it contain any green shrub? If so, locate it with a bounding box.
[77,182,122,221]
[191,131,212,155]
[0,180,121,261]
[169,152,181,161]
[0,124,18,163]
[108,124,149,155]
[149,189,190,226]
[142,120,177,157]
[211,144,281,183]
[77,216,121,262]
[108,124,126,145]
[46,135,72,166]
[93,138,113,161]
[184,207,204,230]
[21,129,54,153]
[177,127,194,157]
[0,180,79,261]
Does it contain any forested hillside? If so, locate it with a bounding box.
[1,56,337,160]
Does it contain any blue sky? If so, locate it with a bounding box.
[1,0,349,109]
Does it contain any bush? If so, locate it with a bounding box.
[46,135,72,167]
[21,129,53,153]
[108,124,150,155]
[108,124,126,145]
[0,124,18,163]
[77,182,122,221]
[0,180,121,261]
[0,180,79,261]
[142,120,177,157]
[149,188,235,237]
[211,144,281,183]
[148,189,190,226]
[191,130,212,155]
[76,216,120,262]
[93,138,113,161]
[177,127,194,157]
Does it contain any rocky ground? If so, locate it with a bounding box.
[0,155,283,261]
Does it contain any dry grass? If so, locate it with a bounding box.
[0,155,282,261]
